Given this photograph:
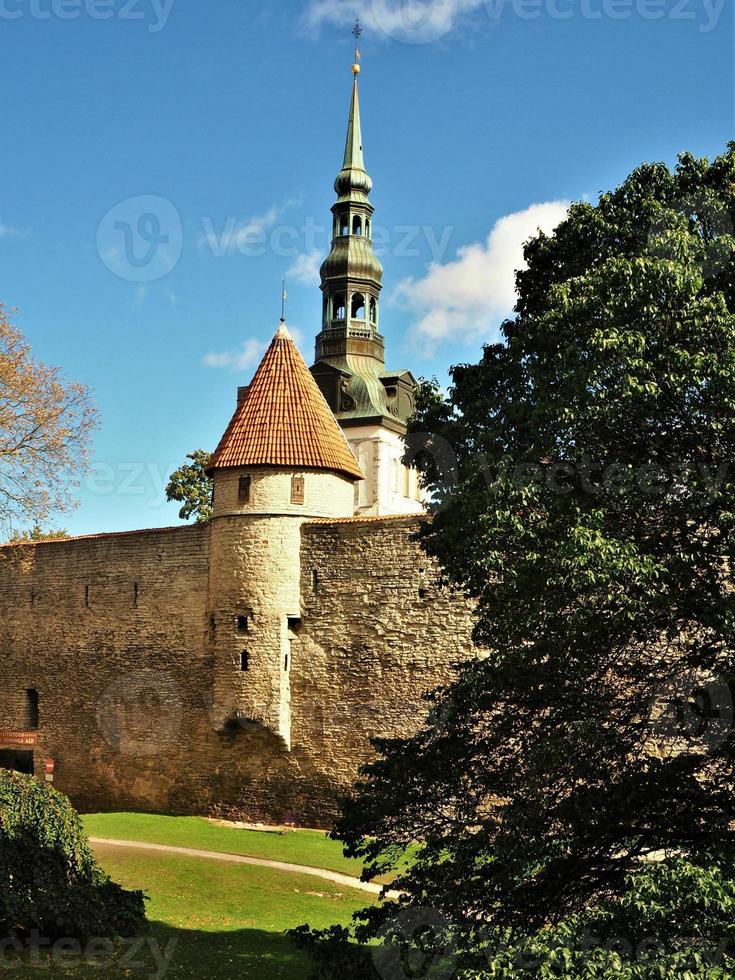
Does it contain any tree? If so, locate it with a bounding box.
[165,450,213,523]
[9,525,69,542]
[0,307,96,538]
[295,144,735,975]
[0,770,146,942]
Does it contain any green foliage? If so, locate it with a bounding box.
[9,525,68,542]
[0,771,146,942]
[165,449,213,523]
[296,143,735,973]
[467,859,735,978]
[293,860,735,979]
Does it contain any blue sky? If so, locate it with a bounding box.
[1,0,732,535]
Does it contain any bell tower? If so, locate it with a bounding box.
[311,24,424,516]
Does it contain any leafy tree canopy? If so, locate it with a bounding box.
[9,525,69,542]
[0,307,96,539]
[297,143,735,974]
[165,449,213,523]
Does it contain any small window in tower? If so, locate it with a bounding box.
[84,585,90,608]
[312,568,320,593]
[333,294,346,320]
[365,219,371,238]
[352,215,362,236]
[25,689,39,730]
[351,293,366,320]
[240,651,250,672]
[291,476,305,505]
[236,615,249,634]
[340,215,349,236]
[369,297,377,323]
[238,476,252,504]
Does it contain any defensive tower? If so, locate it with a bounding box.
[205,322,362,748]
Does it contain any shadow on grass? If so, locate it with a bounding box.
[5,921,314,980]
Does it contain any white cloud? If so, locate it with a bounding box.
[199,199,300,257]
[393,200,570,345]
[286,250,322,287]
[202,326,308,373]
[203,338,264,372]
[303,0,485,44]
[0,220,30,241]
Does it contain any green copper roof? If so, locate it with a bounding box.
[343,79,364,171]
[335,79,372,200]
[311,61,416,433]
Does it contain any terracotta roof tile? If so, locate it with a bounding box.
[207,323,364,481]
[306,515,426,525]
[0,525,196,548]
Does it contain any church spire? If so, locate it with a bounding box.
[335,26,372,204]
[342,76,365,174]
[314,31,383,378]
[309,24,422,515]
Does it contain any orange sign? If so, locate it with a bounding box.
[0,731,38,748]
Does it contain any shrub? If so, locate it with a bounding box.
[0,770,146,942]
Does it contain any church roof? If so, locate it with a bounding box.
[207,322,364,481]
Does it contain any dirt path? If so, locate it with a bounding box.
[89,837,401,899]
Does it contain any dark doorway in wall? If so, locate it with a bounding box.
[0,750,34,775]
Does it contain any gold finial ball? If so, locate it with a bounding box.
[352,63,360,75]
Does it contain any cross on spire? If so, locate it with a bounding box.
[352,18,362,73]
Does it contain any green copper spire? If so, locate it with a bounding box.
[335,77,372,201]
[310,39,417,434]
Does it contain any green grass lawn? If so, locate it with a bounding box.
[8,844,375,979]
[82,812,365,878]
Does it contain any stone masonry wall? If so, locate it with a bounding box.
[0,516,477,826]
[0,526,213,812]
[288,517,477,804]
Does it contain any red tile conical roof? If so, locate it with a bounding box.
[207,323,364,481]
